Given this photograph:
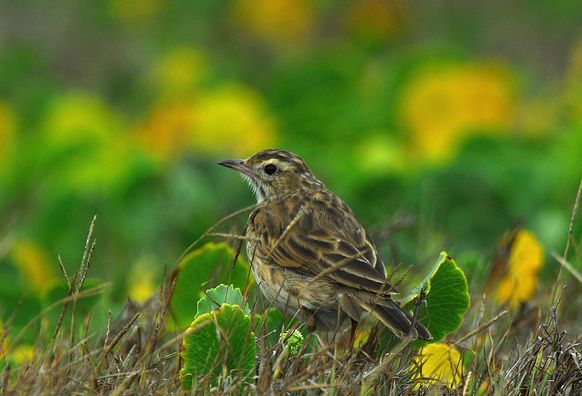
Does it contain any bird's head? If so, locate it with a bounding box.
[218,149,322,202]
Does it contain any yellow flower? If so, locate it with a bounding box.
[128,257,157,303]
[400,62,515,162]
[9,344,34,365]
[137,84,275,163]
[355,134,405,175]
[11,240,56,294]
[412,343,463,389]
[149,47,207,96]
[135,99,199,164]
[42,91,134,193]
[1,322,34,365]
[232,0,314,45]
[495,229,544,308]
[43,91,120,145]
[194,84,276,156]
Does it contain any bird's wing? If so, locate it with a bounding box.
[248,191,394,295]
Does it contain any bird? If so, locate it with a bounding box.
[218,149,431,340]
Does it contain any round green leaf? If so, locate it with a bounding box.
[180,304,256,390]
[196,284,250,317]
[403,252,470,344]
[171,242,252,330]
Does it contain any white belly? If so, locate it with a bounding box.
[251,265,302,315]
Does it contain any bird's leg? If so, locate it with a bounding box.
[306,315,317,333]
[301,308,328,347]
[300,306,317,333]
[411,288,427,326]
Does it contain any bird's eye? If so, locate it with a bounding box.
[264,164,278,175]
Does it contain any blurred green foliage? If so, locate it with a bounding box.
[1,0,582,344]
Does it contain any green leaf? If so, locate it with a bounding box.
[180,304,256,390]
[171,242,252,330]
[196,284,250,317]
[404,252,470,344]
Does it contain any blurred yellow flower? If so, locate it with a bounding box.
[128,257,157,303]
[44,92,120,145]
[195,84,276,156]
[137,83,275,163]
[0,324,34,365]
[0,100,16,166]
[10,344,34,365]
[135,99,198,163]
[42,91,134,193]
[495,229,544,308]
[107,0,164,25]
[412,343,463,389]
[11,240,56,294]
[232,0,314,45]
[400,62,516,162]
[150,47,207,96]
[344,0,409,42]
[356,134,405,175]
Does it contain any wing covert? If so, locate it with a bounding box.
[248,191,394,295]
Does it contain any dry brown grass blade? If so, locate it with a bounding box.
[173,203,259,266]
[551,177,582,305]
[363,337,412,384]
[206,232,259,242]
[1,363,10,396]
[76,215,97,295]
[287,383,341,391]
[91,312,141,389]
[8,282,112,351]
[455,310,508,345]
[70,216,98,347]
[103,313,141,358]
[552,252,582,284]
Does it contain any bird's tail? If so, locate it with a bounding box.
[342,294,432,340]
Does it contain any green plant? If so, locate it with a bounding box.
[195,284,250,317]
[170,242,252,330]
[180,285,256,391]
[379,252,470,350]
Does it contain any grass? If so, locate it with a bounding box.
[1,184,582,395]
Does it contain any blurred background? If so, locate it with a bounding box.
[1,0,581,337]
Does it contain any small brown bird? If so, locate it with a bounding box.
[218,149,431,340]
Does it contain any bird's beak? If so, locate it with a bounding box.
[217,159,243,170]
[217,159,253,176]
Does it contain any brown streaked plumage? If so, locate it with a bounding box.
[218,149,431,340]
